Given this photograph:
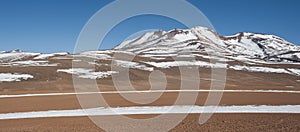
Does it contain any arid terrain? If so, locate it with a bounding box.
[0,27,300,131]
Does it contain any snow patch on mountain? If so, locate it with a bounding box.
[288,69,300,76]
[144,61,226,68]
[57,68,118,79]
[33,52,68,60]
[113,60,154,71]
[0,52,40,63]
[0,60,58,67]
[229,65,290,74]
[0,73,33,82]
[76,51,112,60]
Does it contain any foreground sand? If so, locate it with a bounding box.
[0,57,300,131]
[0,114,299,131]
[0,90,300,131]
[1,92,300,113]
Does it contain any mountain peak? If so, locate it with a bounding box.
[3,49,23,53]
[114,26,300,62]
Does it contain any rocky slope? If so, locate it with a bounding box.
[0,26,299,91]
[115,26,300,63]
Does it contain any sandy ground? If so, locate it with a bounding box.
[0,57,300,131]
[1,92,300,113]
[0,114,299,132]
[0,91,300,131]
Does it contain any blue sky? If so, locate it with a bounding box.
[0,0,299,53]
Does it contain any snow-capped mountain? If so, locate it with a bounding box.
[0,51,40,63]
[114,26,300,63]
[1,26,299,65]
[0,26,299,91]
[0,51,68,63]
[0,26,300,81]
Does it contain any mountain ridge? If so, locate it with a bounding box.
[114,26,300,63]
[1,26,299,64]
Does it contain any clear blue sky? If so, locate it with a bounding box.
[0,0,299,53]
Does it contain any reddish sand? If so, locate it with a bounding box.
[0,114,299,132]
